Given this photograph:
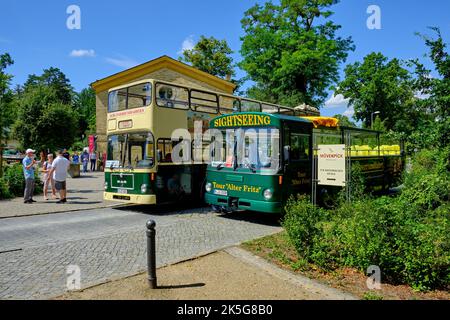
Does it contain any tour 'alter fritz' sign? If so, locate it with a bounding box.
[317,144,346,187]
[213,114,271,128]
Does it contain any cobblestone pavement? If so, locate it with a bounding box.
[0,172,117,219]
[0,205,282,299]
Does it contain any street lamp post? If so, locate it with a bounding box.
[371,111,381,129]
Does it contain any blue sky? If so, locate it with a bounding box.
[1,0,449,117]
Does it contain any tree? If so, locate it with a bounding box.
[409,27,450,149]
[333,114,356,127]
[73,87,96,135]
[0,53,15,176]
[239,0,354,107]
[180,36,235,80]
[13,85,78,152]
[336,52,416,131]
[23,67,74,105]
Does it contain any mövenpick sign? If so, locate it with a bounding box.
[318,145,346,187]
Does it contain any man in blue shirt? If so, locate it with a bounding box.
[22,148,37,204]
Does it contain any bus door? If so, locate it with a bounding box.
[282,121,312,201]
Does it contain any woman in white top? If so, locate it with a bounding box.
[42,153,57,200]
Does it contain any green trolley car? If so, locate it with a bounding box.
[204,112,404,213]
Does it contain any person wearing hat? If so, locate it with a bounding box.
[22,148,37,204]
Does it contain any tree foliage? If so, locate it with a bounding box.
[336,52,415,131]
[73,87,96,134]
[0,53,15,145]
[239,0,354,107]
[408,27,450,149]
[23,67,74,105]
[333,114,356,127]
[13,85,78,152]
[180,36,235,80]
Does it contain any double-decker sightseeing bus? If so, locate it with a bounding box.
[104,79,315,205]
[204,112,405,213]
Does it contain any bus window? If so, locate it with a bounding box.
[156,83,189,110]
[279,107,295,116]
[241,99,261,112]
[219,95,239,114]
[190,89,219,114]
[108,87,127,112]
[157,138,175,163]
[107,132,154,168]
[262,103,279,114]
[128,83,152,109]
[290,133,310,161]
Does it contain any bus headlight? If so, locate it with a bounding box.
[205,182,212,193]
[141,184,148,194]
[104,181,108,190]
[263,189,273,200]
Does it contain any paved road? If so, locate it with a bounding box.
[0,205,282,299]
[0,172,117,219]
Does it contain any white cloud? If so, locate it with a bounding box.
[178,35,195,55]
[105,55,138,69]
[70,49,96,57]
[342,105,355,118]
[324,93,350,108]
[414,91,430,100]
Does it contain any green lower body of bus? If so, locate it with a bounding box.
[205,193,282,213]
[204,170,284,214]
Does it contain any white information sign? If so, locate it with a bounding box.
[317,144,346,187]
[105,160,120,168]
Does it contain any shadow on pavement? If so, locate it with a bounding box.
[112,202,209,216]
[67,189,101,194]
[67,201,103,205]
[157,283,205,290]
[112,202,282,227]
[218,211,282,227]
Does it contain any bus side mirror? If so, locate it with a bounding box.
[283,145,290,164]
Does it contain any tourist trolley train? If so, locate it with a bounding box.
[204,112,405,213]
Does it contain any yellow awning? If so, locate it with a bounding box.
[300,116,339,128]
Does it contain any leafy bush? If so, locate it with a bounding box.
[4,164,25,196]
[0,177,12,199]
[283,148,450,291]
[3,163,42,197]
[283,195,327,258]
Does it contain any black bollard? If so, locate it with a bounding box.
[146,219,157,289]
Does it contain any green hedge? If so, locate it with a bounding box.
[283,148,450,291]
[0,163,43,199]
[0,177,13,199]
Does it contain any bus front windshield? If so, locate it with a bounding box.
[107,132,155,169]
[211,128,280,172]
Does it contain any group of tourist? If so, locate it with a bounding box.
[22,148,105,204]
[23,149,70,204]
